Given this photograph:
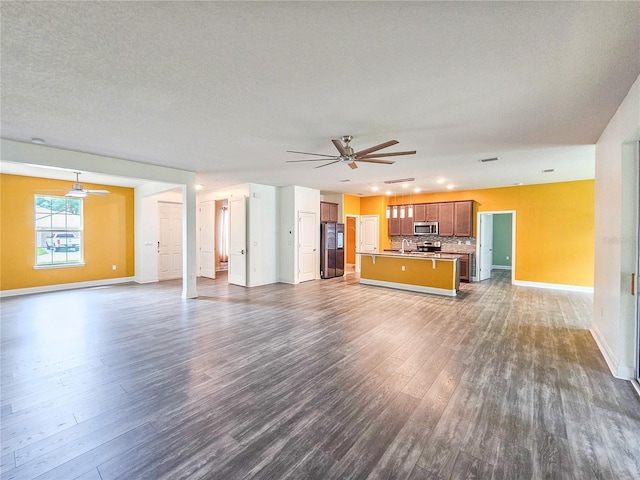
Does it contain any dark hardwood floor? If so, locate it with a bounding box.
[1,271,639,479]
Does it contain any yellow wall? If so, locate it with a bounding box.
[343,194,361,218]
[364,180,594,287]
[1,174,135,291]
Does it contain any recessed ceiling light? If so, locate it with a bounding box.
[195,184,204,190]
[514,182,524,186]
[371,186,379,191]
[402,183,409,188]
[447,184,455,189]
[437,178,445,184]
[386,191,392,196]
[542,169,554,173]
[414,188,421,193]
[31,137,45,144]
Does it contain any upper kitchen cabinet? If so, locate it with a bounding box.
[388,217,401,236]
[438,203,455,236]
[436,201,474,237]
[426,203,439,222]
[400,208,414,235]
[454,201,473,237]
[413,204,426,222]
[320,202,338,222]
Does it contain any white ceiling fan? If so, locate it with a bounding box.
[64,172,110,198]
[286,135,416,169]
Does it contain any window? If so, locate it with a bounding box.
[35,195,83,267]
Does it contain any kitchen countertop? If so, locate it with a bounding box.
[358,251,461,261]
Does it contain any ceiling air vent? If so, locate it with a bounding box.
[542,169,555,173]
[478,157,499,163]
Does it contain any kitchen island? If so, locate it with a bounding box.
[357,251,460,296]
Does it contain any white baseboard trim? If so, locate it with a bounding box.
[492,265,512,270]
[513,280,593,294]
[360,278,457,297]
[0,277,136,298]
[590,324,635,380]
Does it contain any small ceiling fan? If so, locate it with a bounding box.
[64,172,110,198]
[286,135,416,169]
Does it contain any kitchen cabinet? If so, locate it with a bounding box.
[438,202,455,236]
[388,217,401,236]
[458,254,470,282]
[320,202,338,223]
[426,203,439,222]
[401,213,414,235]
[454,201,473,237]
[413,204,426,222]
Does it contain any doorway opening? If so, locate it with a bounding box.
[476,211,516,283]
[345,215,358,275]
[216,199,229,272]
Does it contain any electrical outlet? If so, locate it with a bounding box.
[112,265,116,270]
[506,256,509,260]
[401,265,405,271]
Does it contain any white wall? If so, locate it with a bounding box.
[592,74,640,379]
[279,186,321,284]
[278,186,296,284]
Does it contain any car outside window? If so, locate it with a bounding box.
[35,195,84,267]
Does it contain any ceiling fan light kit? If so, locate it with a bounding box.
[286,135,416,169]
[64,172,110,198]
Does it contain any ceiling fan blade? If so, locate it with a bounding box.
[286,150,337,158]
[86,189,110,196]
[357,150,416,160]
[331,139,348,156]
[287,158,338,163]
[313,160,340,169]
[348,162,358,169]
[355,159,396,165]
[354,140,399,157]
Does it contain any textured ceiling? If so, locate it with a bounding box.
[1,1,639,195]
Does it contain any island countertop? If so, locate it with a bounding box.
[356,251,460,296]
[358,251,462,261]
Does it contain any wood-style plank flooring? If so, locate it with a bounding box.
[2,271,639,479]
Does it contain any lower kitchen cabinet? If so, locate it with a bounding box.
[459,254,470,282]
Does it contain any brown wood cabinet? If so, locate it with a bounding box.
[454,201,473,237]
[426,203,439,222]
[320,202,338,223]
[401,214,414,236]
[388,217,401,236]
[413,204,426,222]
[438,202,455,236]
[458,254,470,282]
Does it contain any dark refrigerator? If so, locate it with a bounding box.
[320,222,344,279]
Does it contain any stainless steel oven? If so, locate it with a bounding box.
[414,222,438,235]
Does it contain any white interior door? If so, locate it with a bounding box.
[200,201,216,279]
[158,202,183,280]
[298,211,316,283]
[360,215,379,253]
[479,213,494,281]
[228,196,247,286]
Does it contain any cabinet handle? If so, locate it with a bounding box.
[632,273,636,296]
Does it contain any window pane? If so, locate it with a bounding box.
[35,195,83,267]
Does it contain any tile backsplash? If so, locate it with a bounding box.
[390,235,477,253]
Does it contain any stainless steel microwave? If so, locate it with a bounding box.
[414,221,438,235]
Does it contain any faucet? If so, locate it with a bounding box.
[401,238,409,254]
